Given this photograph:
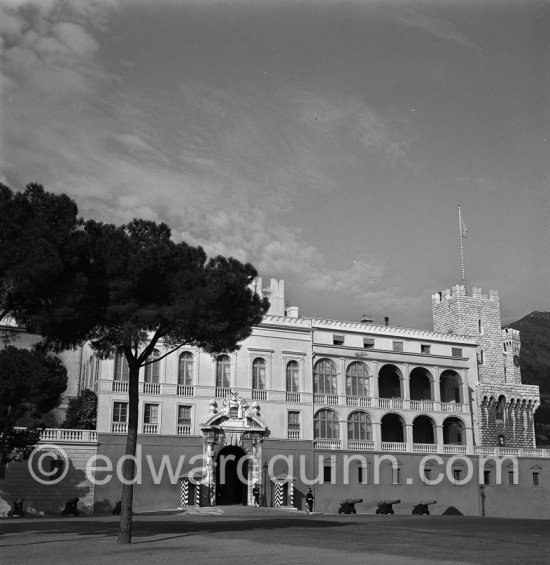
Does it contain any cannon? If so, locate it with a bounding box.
[338,498,363,514]
[7,499,25,518]
[412,500,437,515]
[112,500,121,515]
[376,499,401,515]
[61,497,80,516]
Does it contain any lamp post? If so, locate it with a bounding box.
[262,462,268,507]
[479,484,486,517]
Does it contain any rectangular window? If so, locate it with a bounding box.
[287,411,300,439]
[114,354,129,381]
[177,405,191,427]
[453,469,462,481]
[533,472,540,486]
[484,470,491,485]
[363,337,375,349]
[508,471,516,486]
[333,335,345,346]
[143,403,159,424]
[113,402,128,422]
[478,350,484,365]
[421,344,431,355]
[323,466,332,483]
[392,341,403,352]
[452,348,463,358]
[358,465,366,484]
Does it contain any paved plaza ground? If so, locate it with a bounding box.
[1,507,548,565]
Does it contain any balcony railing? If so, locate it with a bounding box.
[13,427,98,443]
[143,423,158,434]
[142,382,160,395]
[112,380,128,393]
[441,402,465,413]
[381,441,407,452]
[252,389,267,401]
[314,439,341,450]
[177,424,191,436]
[287,430,301,440]
[286,392,301,403]
[410,400,434,411]
[111,422,127,434]
[379,398,403,409]
[346,396,371,407]
[348,440,375,451]
[177,385,194,397]
[314,394,339,405]
[413,443,437,453]
[216,387,231,398]
[443,444,467,454]
[474,446,550,457]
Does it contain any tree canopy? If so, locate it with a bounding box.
[0,346,67,474]
[0,182,270,542]
[1,183,269,357]
[62,389,97,430]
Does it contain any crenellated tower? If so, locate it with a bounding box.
[432,285,539,448]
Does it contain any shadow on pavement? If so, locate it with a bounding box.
[0,516,351,547]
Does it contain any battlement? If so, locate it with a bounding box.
[432,285,499,304]
[251,277,286,317]
[502,327,520,340]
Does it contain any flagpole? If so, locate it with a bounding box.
[458,204,466,289]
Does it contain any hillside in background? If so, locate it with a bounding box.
[509,312,550,446]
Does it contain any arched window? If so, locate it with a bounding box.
[143,349,160,383]
[348,412,371,441]
[178,352,194,386]
[346,362,369,396]
[252,358,266,390]
[286,361,300,392]
[314,409,340,440]
[216,355,231,388]
[313,359,337,395]
[496,396,506,421]
[114,352,129,381]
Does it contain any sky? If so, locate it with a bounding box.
[1,0,549,329]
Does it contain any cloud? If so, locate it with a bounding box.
[293,89,407,160]
[0,1,409,320]
[395,9,481,52]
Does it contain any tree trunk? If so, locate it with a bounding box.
[117,362,140,544]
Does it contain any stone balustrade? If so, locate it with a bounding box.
[13,427,98,443]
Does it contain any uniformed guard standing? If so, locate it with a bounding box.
[252,483,260,507]
[306,488,314,514]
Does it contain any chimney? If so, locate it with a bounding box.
[384,316,389,326]
[287,306,299,318]
[361,314,373,324]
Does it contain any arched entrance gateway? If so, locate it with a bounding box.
[216,445,248,505]
[193,391,268,507]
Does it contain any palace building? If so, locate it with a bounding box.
[2,278,549,518]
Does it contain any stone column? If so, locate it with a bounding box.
[435,424,444,453]
[371,361,379,407]
[340,418,348,450]
[204,434,217,506]
[372,420,382,450]
[433,367,441,410]
[402,364,410,410]
[461,370,470,407]
[405,422,413,452]
[465,425,474,455]
[339,357,347,404]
